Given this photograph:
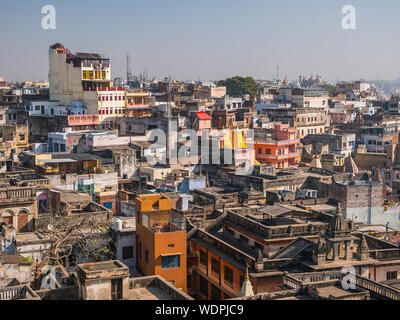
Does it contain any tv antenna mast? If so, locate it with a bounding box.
[126,54,133,85]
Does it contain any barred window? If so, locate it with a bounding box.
[211,258,220,275]
[200,250,208,267]
[224,266,233,284]
[387,271,398,280]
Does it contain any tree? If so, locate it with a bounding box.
[29,214,116,289]
[324,84,338,97]
[217,76,259,98]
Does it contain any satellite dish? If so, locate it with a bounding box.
[47,224,54,231]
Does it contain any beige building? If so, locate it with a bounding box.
[48,43,125,124]
[294,107,330,139]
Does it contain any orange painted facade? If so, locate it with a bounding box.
[136,194,187,292]
[189,240,253,299]
[255,124,300,168]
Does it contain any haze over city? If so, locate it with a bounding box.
[1,0,400,82]
[4,0,400,309]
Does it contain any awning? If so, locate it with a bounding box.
[160,253,182,257]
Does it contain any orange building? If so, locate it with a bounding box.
[189,239,253,299]
[135,194,187,292]
[254,124,300,169]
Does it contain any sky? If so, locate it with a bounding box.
[1,0,400,83]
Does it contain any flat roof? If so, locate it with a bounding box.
[81,260,125,272]
[41,158,77,163]
[129,287,173,300]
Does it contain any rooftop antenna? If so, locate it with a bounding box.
[276,65,279,81]
[126,54,133,85]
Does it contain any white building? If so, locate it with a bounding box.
[214,95,243,110]
[48,43,125,124]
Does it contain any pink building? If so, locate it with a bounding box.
[194,111,212,135]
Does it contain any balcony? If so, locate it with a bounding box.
[255,139,300,147]
[257,152,299,161]
[0,186,36,203]
[0,285,40,300]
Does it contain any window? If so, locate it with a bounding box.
[387,271,398,280]
[161,255,180,269]
[145,248,149,263]
[211,258,220,275]
[122,246,134,259]
[200,250,208,267]
[258,148,262,154]
[224,266,233,284]
[111,278,123,300]
[35,105,40,111]
[211,284,221,300]
[103,202,113,209]
[265,149,271,154]
[199,276,208,297]
[138,242,142,259]
[168,244,174,248]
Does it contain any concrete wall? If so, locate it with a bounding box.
[345,206,400,231]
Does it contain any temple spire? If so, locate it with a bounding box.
[240,263,254,297]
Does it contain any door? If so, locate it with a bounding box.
[18,211,29,232]
[111,278,122,300]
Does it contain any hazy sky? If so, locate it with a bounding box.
[1,0,400,82]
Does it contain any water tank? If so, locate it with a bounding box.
[114,219,123,231]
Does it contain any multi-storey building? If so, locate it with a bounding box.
[262,107,329,139]
[254,124,300,168]
[48,43,126,125]
[360,126,399,153]
[278,87,328,108]
[0,124,29,155]
[302,133,356,157]
[135,194,187,292]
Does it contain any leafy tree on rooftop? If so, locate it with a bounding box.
[217,76,259,97]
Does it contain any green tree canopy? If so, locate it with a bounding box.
[324,84,338,97]
[217,76,259,97]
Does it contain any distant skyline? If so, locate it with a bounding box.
[1,0,400,82]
